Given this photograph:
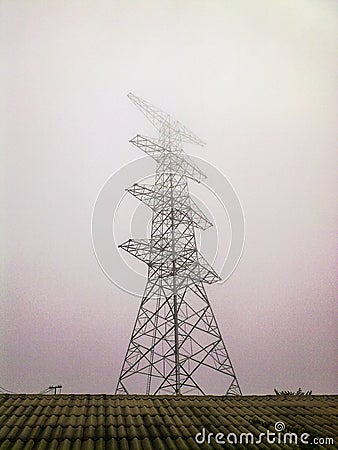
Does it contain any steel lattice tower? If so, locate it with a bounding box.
[116,93,242,396]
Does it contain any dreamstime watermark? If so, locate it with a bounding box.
[194,421,334,446]
[91,155,245,297]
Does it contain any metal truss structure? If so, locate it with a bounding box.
[116,93,242,395]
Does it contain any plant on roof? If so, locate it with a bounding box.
[274,388,312,397]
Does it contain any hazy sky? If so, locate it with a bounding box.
[1,0,337,395]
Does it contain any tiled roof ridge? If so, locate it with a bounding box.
[1,393,337,398]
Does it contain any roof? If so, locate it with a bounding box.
[0,394,337,449]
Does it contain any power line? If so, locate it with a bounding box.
[0,386,16,394]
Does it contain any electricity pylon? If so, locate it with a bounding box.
[116,93,241,395]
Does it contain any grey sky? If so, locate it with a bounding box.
[1,0,337,394]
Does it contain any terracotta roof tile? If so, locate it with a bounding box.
[139,437,153,450]
[132,415,144,428]
[0,394,337,449]
[105,424,116,440]
[0,426,10,442]
[120,437,130,450]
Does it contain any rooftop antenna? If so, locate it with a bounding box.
[115,93,241,395]
[48,385,62,394]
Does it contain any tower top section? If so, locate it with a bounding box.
[128,92,205,147]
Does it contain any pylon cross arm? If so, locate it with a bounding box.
[127,183,212,230]
[130,135,206,182]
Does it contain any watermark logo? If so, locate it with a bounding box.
[194,421,334,446]
[91,155,245,297]
[274,421,286,432]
